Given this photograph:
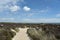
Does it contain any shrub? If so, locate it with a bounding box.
[0,28,16,40]
[27,28,57,40]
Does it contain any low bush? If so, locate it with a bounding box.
[0,28,16,40]
[27,28,57,40]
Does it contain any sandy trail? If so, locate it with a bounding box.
[12,28,30,40]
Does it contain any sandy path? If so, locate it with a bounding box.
[12,28,30,40]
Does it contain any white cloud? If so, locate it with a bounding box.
[0,0,22,5]
[0,18,15,21]
[23,6,31,11]
[0,0,24,12]
[21,18,60,23]
[9,5,20,12]
[0,18,15,22]
[0,0,11,5]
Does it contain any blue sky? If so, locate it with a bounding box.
[0,0,60,23]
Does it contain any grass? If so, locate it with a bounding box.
[27,28,57,40]
[0,27,19,40]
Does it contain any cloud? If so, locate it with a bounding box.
[0,18,16,22]
[0,0,23,12]
[20,8,49,17]
[29,8,49,14]
[0,0,24,5]
[9,5,20,12]
[0,18,14,20]
[0,18,15,21]
[23,6,31,11]
[0,0,19,7]
[21,18,60,23]
[24,9,49,17]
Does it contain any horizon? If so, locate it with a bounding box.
[0,0,60,23]
[0,22,60,24]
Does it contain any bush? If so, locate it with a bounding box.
[27,28,57,40]
[0,28,16,40]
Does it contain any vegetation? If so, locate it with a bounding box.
[0,27,19,40]
[0,23,60,40]
[27,28,57,40]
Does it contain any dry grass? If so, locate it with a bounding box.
[0,27,19,40]
[27,28,57,40]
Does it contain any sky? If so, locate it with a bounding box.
[0,0,60,23]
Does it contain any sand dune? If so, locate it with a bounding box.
[12,28,30,40]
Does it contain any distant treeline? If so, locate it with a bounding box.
[0,23,60,28]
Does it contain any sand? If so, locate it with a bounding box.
[12,28,30,40]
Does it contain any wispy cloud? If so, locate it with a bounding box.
[30,8,49,14]
[9,5,20,12]
[21,18,60,23]
[0,0,23,12]
[24,8,49,17]
[0,18,15,21]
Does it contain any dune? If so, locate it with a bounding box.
[12,28,30,40]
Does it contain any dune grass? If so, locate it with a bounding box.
[27,28,57,40]
[0,27,19,40]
